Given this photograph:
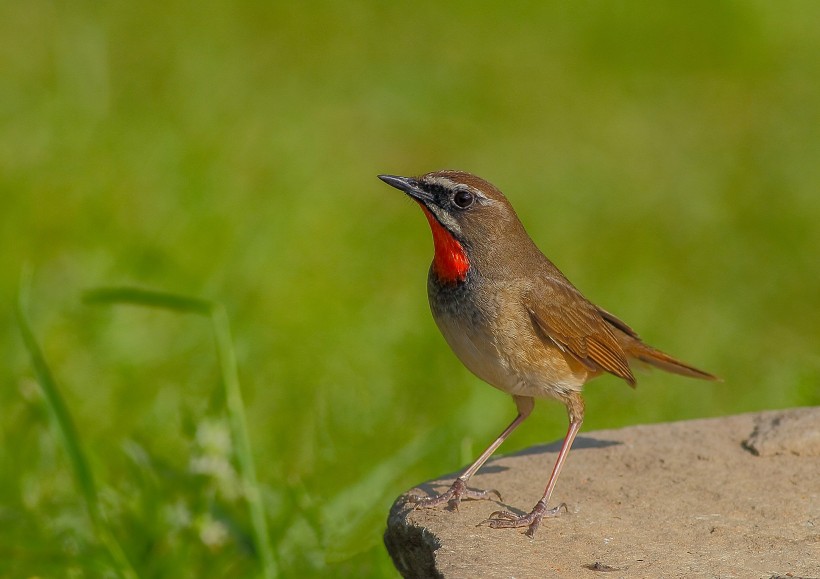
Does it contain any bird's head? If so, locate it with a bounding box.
[379,170,527,283]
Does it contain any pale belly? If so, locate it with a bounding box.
[428,275,587,400]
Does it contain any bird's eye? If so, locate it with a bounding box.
[453,189,474,209]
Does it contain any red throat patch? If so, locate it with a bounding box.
[418,203,470,283]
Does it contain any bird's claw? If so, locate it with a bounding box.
[408,478,502,511]
[479,501,567,537]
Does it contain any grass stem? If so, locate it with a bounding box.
[84,286,278,578]
[16,282,139,579]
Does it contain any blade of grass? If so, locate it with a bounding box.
[83,286,212,315]
[16,282,139,579]
[210,303,277,579]
[321,430,433,562]
[86,286,278,579]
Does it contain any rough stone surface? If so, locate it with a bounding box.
[743,407,820,458]
[385,407,820,578]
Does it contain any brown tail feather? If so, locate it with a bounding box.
[626,341,719,381]
[599,308,719,382]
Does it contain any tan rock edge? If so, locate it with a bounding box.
[385,407,820,578]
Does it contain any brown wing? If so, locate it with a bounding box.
[526,278,636,386]
[598,307,719,381]
[596,306,640,339]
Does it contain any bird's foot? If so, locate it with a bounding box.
[408,478,502,511]
[480,500,567,537]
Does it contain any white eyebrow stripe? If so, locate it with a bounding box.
[423,176,485,199]
[425,176,458,189]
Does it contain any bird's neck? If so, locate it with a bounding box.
[418,204,470,284]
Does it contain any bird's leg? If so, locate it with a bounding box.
[483,393,584,537]
[410,396,533,511]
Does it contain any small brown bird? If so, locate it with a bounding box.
[379,170,717,537]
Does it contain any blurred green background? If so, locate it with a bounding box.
[2,1,819,576]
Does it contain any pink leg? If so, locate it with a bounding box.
[484,393,584,537]
[411,396,534,510]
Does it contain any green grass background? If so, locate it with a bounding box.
[2,1,819,576]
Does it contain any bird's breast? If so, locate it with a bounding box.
[427,271,590,399]
[429,285,512,390]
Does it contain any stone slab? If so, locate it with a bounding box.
[385,408,820,578]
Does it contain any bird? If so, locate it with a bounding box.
[378,170,718,537]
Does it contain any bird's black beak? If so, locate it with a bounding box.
[378,174,435,204]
